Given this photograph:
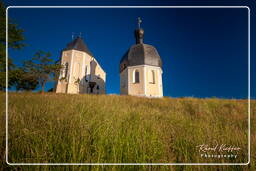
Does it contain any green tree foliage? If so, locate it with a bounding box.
[0,1,25,90]
[11,68,38,91]
[24,50,61,93]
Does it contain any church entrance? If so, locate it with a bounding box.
[88,82,96,93]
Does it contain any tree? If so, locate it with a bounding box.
[11,68,38,91]
[0,1,25,90]
[24,50,61,93]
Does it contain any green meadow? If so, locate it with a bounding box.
[0,92,255,170]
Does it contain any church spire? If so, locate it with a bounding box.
[138,17,142,29]
[135,17,144,44]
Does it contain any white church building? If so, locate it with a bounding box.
[56,36,106,94]
[56,18,163,97]
[119,18,163,98]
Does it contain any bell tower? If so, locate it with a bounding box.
[120,17,163,97]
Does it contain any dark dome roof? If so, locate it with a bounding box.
[63,37,93,56]
[120,43,162,73]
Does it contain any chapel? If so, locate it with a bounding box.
[120,18,163,97]
[56,36,106,94]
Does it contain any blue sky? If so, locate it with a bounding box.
[5,0,255,99]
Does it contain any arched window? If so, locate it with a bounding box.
[84,65,88,82]
[85,65,87,76]
[64,62,68,78]
[133,69,140,83]
[149,70,155,84]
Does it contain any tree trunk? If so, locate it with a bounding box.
[41,82,45,94]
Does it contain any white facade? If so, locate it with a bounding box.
[120,65,163,98]
[56,49,106,94]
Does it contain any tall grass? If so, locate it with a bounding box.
[0,92,255,170]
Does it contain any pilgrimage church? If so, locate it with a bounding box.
[56,18,163,97]
[120,18,163,97]
[56,36,106,94]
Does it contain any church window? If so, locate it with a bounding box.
[85,65,87,76]
[85,65,88,82]
[149,70,155,84]
[64,62,68,78]
[133,69,140,83]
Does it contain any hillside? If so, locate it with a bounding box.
[0,93,255,170]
